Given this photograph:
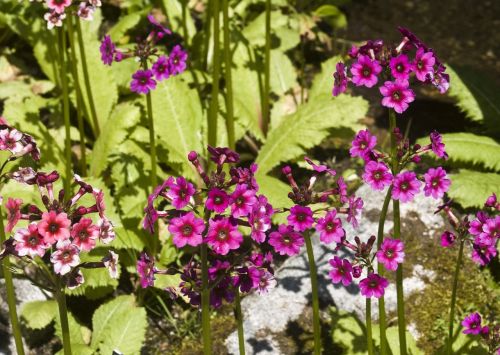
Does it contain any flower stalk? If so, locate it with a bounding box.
[235,289,246,355]
[304,231,321,355]
[447,239,464,355]
[222,0,235,150]
[200,241,212,355]
[55,282,72,355]
[208,0,221,147]
[366,298,374,355]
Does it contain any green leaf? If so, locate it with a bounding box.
[309,56,342,99]
[448,170,500,208]
[108,12,143,41]
[256,94,367,175]
[91,295,147,354]
[161,0,196,40]
[257,174,291,224]
[20,300,57,330]
[55,311,91,347]
[313,5,347,29]
[242,11,288,47]
[270,50,296,95]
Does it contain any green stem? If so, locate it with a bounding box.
[366,298,374,355]
[377,186,392,355]
[262,0,271,136]
[304,232,321,355]
[57,27,72,193]
[55,284,72,355]
[389,110,407,355]
[75,18,100,136]
[222,0,235,150]
[66,16,87,176]
[203,0,213,70]
[235,289,245,355]
[200,243,212,354]
[208,0,221,147]
[0,209,25,355]
[181,0,189,47]
[447,239,464,355]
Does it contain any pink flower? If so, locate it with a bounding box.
[230,184,257,218]
[255,270,277,294]
[389,54,411,81]
[347,196,364,228]
[168,45,188,76]
[350,55,382,88]
[97,218,115,244]
[206,217,243,255]
[440,231,456,247]
[350,129,377,160]
[46,0,72,14]
[166,176,195,209]
[412,48,435,82]
[77,2,95,21]
[50,240,80,275]
[478,216,500,246]
[44,11,66,30]
[14,223,49,257]
[471,242,497,266]
[484,192,497,208]
[392,171,421,202]
[376,238,405,271]
[130,69,156,94]
[268,224,304,256]
[362,161,393,190]
[71,218,99,251]
[316,210,344,244]
[248,195,273,243]
[37,211,71,244]
[0,129,23,154]
[423,167,451,199]
[429,130,448,159]
[99,35,115,65]
[469,212,488,236]
[5,197,22,233]
[168,212,204,248]
[152,55,171,81]
[137,252,155,288]
[461,312,484,335]
[332,62,348,96]
[205,188,230,213]
[359,273,389,298]
[103,250,119,279]
[380,80,415,114]
[328,256,353,286]
[287,205,314,232]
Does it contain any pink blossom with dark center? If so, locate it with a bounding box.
[103,250,119,279]
[168,45,188,76]
[248,195,273,243]
[376,238,405,271]
[99,35,116,65]
[362,161,393,190]
[77,2,95,21]
[332,62,348,96]
[328,256,353,286]
[485,193,497,208]
[205,188,230,213]
[38,211,71,244]
[316,210,344,244]
[46,0,72,14]
[14,223,49,257]
[359,273,389,298]
[469,211,488,236]
[440,231,456,247]
[423,167,451,199]
[337,177,348,204]
[130,69,157,94]
[412,47,436,82]
[350,55,382,88]
[471,242,497,266]
[462,312,484,335]
[166,176,195,209]
[478,216,500,246]
[206,217,243,255]
[380,80,415,114]
[347,196,364,228]
[137,252,156,288]
[287,205,314,232]
[152,55,171,81]
[230,184,257,218]
[431,65,450,94]
[392,171,421,203]
[350,129,377,160]
[97,218,115,244]
[44,10,66,30]
[50,240,80,276]
[389,54,411,81]
[0,129,23,154]
[71,218,99,252]
[268,224,304,256]
[5,197,22,233]
[168,212,204,248]
[255,270,277,294]
[429,130,448,159]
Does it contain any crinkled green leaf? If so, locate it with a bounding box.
[161,0,196,40]
[20,300,57,330]
[313,5,347,29]
[270,50,296,95]
[55,311,91,347]
[448,170,500,208]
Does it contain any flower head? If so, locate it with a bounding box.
[461,312,484,335]
[359,273,389,298]
[429,130,448,159]
[440,231,456,247]
[152,55,171,81]
[168,212,204,248]
[77,2,95,21]
[166,176,195,209]
[423,167,451,199]
[70,218,99,252]
[38,211,71,244]
[205,188,230,213]
[392,171,421,202]
[268,224,304,256]
[100,35,116,66]
[248,195,273,243]
[380,80,415,114]
[137,252,156,288]
[50,240,80,275]
[14,223,49,257]
[316,210,344,244]
[347,196,364,228]
[328,256,353,286]
[206,217,243,255]
[230,184,257,218]
[103,250,119,279]
[332,62,348,96]
[168,45,188,76]
[287,205,314,232]
[130,69,156,94]
[376,238,405,271]
[5,197,22,233]
[46,0,72,14]
[389,54,411,81]
[350,55,382,88]
[350,129,377,160]
[362,161,393,190]
[412,48,436,82]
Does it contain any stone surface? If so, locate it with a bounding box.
[225,185,445,354]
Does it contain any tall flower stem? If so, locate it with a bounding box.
[57,27,72,193]
[304,231,321,355]
[0,209,25,355]
[200,242,212,354]
[222,0,235,150]
[75,18,100,136]
[376,186,392,355]
[234,289,245,355]
[207,0,221,147]
[203,0,213,70]
[366,298,374,355]
[55,282,72,355]
[389,110,407,354]
[447,239,464,355]
[262,0,271,137]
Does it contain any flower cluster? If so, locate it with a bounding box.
[332,27,449,113]
[100,14,187,94]
[1,172,118,289]
[461,312,500,353]
[0,117,40,161]
[42,0,102,30]
[138,146,276,308]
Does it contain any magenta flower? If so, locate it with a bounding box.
[380,80,415,114]
[100,35,116,66]
[38,211,71,244]
[287,205,314,232]
[412,47,436,82]
[350,55,382,88]
[347,196,364,228]
[147,14,172,38]
[337,177,348,204]
[166,176,195,209]
[359,273,389,298]
[350,129,377,160]
[485,193,497,208]
[461,312,484,335]
[130,69,157,94]
[469,211,488,236]
[152,55,171,81]
[328,256,353,286]
[423,167,451,199]
[389,54,411,81]
[362,161,393,190]
[376,238,405,271]
[205,188,230,213]
[440,231,456,247]
[429,130,448,159]
[44,10,66,30]
[137,252,155,288]
[50,240,80,276]
[392,171,421,202]
[230,184,257,218]
[5,197,22,233]
[77,2,95,21]
[71,218,99,252]
[255,270,277,294]
[0,129,23,155]
[332,62,348,96]
[168,45,188,76]
[248,195,273,243]
[206,217,243,255]
[471,242,497,266]
[168,212,204,248]
[268,224,304,256]
[478,216,500,246]
[14,223,49,257]
[103,250,119,279]
[46,0,72,14]
[316,210,344,244]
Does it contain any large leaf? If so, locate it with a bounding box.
[309,56,342,99]
[161,0,196,41]
[55,311,91,348]
[255,94,367,175]
[448,170,500,208]
[270,50,296,95]
[20,300,57,330]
